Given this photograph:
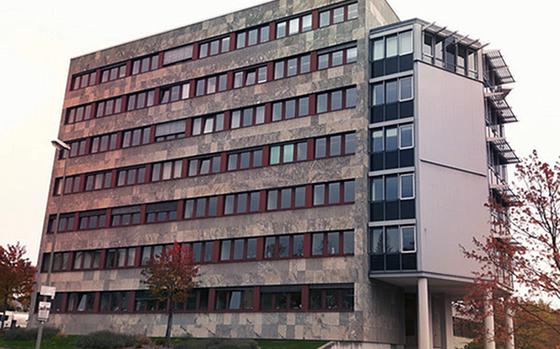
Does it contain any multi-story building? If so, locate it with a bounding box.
[32,0,517,348]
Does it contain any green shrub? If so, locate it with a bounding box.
[173,338,258,349]
[75,330,137,349]
[2,327,60,341]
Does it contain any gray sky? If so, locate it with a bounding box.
[0,0,557,263]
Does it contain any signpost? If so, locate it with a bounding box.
[35,286,55,349]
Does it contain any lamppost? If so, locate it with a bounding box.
[35,139,71,349]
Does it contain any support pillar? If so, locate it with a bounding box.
[418,277,431,349]
[483,292,496,349]
[505,306,515,349]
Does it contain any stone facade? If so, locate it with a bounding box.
[34,0,404,345]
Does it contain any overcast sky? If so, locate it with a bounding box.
[0,0,558,262]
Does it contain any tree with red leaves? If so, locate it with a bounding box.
[141,242,199,347]
[461,151,560,347]
[0,242,36,329]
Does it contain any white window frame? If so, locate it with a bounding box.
[399,124,414,150]
[399,173,415,200]
[400,226,416,253]
[371,129,384,153]
[398,30,413,55]
[371,177,384,202]
[373,38,385,61]
[386,35,398,58]
[399,76,414,102]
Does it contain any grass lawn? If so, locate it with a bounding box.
[0,336,327,349]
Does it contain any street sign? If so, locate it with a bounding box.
[37,302,51,322]
[40,286,56,298]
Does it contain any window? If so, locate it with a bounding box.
[288,18,300,35]
[373,38,384,61]
[146,202,177,223]
[372,130,384,153]
[71,71,97,90]
[132,54,159,75]
[187,156,221,177]
[192,113,225,136]
[385,227,400,253]
[316,87,356,113]
[100,292,129,312]
[401,226,416,253]
[317,45,357,70]
[232,65,267,88]
[90,133,118,154]
[319,11,330,27]
[66,104,93,124]
[200,36,230,58]
[333,7,344,23]
[371,177,384,202]
[215,289,253,311]
[372,83,384,106]
[399,31,413,55]
[163,45,193,65]
[276,22,287,39]
[302,14,312,32]
[111,205,141,227]
[159,83,190,103]
[386,35,398,57]
[105,247,136,268]
[267,186,306,211]
[72,250,100,270]
[312,233,324,256]
[399,124,413,149]
[78,210,106,230]
[155,120,186,142]
[227,149,263,171]
[399,76,413,101]
[400,174,415,199]
[236,25,269,48]
[134,290,166,312]
[100,63,127,83]
[348,3,358,19]
[67,293,95,312]
[386,80,398,103]
[309,285,354,311]
[84,171,112,192]
[371,228,384,253]
[117,166,146,187]
[122,127,151,148]
[260,286,302,311]
[96,97,123,117]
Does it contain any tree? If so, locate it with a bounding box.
[0,242,36,329]
[461,151,560,345]
[141,242,199,347]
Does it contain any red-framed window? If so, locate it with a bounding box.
[275,12,313,39]
[230,105,266,129]
[132,54,159,75]
[271,96,310,122]
[72,250,101,271]
[116,166,146,187]
[316,86,357,114]
[219,237,258,262]
[173,289,209,312]
[312,180,355,206]
[236,25,270,49]
[269,140,308,165]
[71,71,97,90]
[184,196,220,219]
[319,2,358,28]
[122,127,151,148]
[162,44,193,66]
[110,205,141,227]
[67,292,96,313]
[155,120,186,142]
[151,160,183,182]
[90,133,119,154]
[66,104,93,124]
[84,171,112,192]
[41,252,71,272]
[311,230,354,257]
[78,209,107,230]
[313,133,357,159]
[260,285,303,311]
[100,291,131,313]
[47,213,75,233]
[191,113,225,135]
[215,288,254,311]
[226,148,264,171]
[266,186,307,211]
[223,191,261,215]
[59,174,81,194]
[96,96,123,118]
[105,247,136,268]
[273,53,311,80]
[126,89,156,111]
[145,202,178,223]
[199,36,231,58]
[317,45,357,70]
[309,285,354,311]
[100,63,127,83]
[233,65,268,89]
[187,156,221,177]
[160,83,191,104]
[263,234,305,259]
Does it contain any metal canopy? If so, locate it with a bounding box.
[484,49,515,84]
[422,21,483,49]
[488,137,521,164]
[487,92,518,124]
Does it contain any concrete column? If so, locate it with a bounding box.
[483,292,496,349]
[505,306,515,349]
[443,296,455,349]
[418,278,431,349]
